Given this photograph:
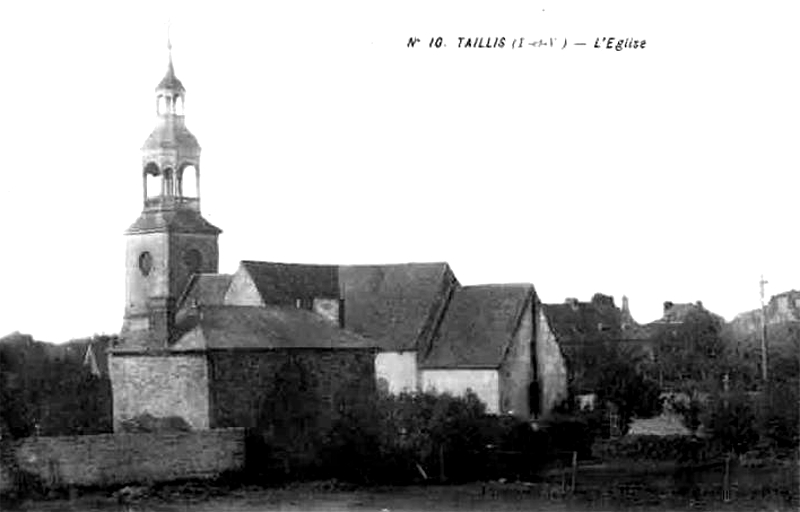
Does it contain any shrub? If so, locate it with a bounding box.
[318,390,548,484]
[539,411,603,461]
[592,435,722,464]
[758,381,799,452]
[118,413,191,433]
[702,391,758,455]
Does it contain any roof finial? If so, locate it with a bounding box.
[167,18,173,60]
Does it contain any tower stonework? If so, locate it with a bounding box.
[121,43,221,348]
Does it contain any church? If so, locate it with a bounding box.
[108,43,568,438]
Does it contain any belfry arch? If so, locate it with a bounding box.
[178,162,199,199]
[143,162,161,203]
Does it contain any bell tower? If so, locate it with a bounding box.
[122,36,221,347]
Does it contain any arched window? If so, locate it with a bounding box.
[179,164,198,197]
[144,162,161,200]
[157,95,168,116]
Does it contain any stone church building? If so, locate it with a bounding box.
[109,45,568,437]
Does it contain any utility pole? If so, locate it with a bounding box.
[759,275,769,383]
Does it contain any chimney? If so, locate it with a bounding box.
[663,301,674,316]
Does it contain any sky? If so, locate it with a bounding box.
[0,1,796,342]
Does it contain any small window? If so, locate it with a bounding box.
[295,297,313,310]
[138,252,153,276]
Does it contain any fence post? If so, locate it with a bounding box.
[570,451,577,494]
[722,451,731,502]
[439,444,445,482]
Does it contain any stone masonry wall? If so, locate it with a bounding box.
[109,354,210,431]
[535,307,569,415]
[209,349,375,429]
[208,349,375,468]
[375,351,418,394]
[499,302,533,418]
[421,369,500,414]
[0,429,244,492]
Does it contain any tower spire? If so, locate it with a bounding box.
[167,18,173,65]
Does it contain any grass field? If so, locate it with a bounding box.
[3,471,797,512]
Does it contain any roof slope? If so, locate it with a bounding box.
[142,116,199,152]
[241,261,339,304]
[173,305,376,351]
[126,209,221,234]
[177,273,232,310]
[420,284,534,369]
[339,263,455,351]
[542,297,623,346]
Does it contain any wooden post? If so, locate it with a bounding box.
[722,452,731,502]
[570,451,577,494]
[439,444,445,482]
[760,275,769,383]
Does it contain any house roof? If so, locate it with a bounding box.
[237,260,456,352]
[541,296,626,393]
[541,297,623,346]
[177,273,232,310]
[241,261,339,304]
[419,284,534,369]
[172,305,377,351]
[339,262,456,351]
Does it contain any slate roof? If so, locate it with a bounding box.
[126,209,221,234]
[419,284,534,369]
[156,59,185,92]
[541,296,626,393]
[142,116,199,152]
[241,261,339,304]
[177,273,232,310]
[542,298,623,346]
[172,305,377,351]
[339,263,456,352]
[236,261,456,352]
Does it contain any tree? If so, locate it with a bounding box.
[653,308,727,391]
[594,348,663,433]
[702,389,758,454]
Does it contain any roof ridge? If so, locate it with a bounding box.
[461,282,534,290]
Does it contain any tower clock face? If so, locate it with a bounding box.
[138,251,153,276]
[182,248,202,274]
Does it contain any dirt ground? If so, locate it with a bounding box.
[3,478,797,512]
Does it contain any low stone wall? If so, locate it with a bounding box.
[0,428,244,493]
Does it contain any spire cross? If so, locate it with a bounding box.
[167,19,172,51]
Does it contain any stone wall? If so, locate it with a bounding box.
[499,302,533,418]
[109,354,210,431]
[535,307,568,416]
[375,351,418,394]
[421,369,500,414]
[208,349,375,468]
[224,266,264,306]
[0,429,244,493]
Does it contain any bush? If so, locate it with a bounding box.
[118,413,191,433]
[758,381,799,452]
[701,391,758,455]
[317,390,549,484]
[592,435,722,464]
[668,395,704,434]
[539,409,605,461]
